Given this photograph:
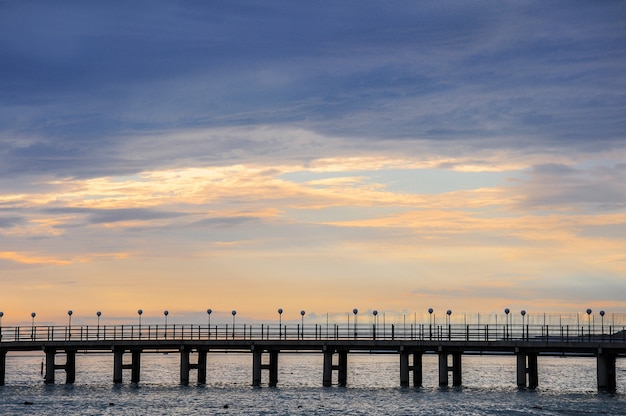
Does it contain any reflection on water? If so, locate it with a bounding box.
[1,353,624,415]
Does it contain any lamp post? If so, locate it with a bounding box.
[278,308,283,339]
[428,308,433,339]
[446,310,452,340]
[504,308,510,339]
[137,309,143,339]
[31,312,36,340]
[600,310,605,340]
[0,311,3,341]
[96,311,101,340]
[353,309,358,339]
[520,310,526,340]
[207,309,212,338]
[586,308,592,341]
[300,310,305,340]
[164,310,169,339]
[231,310,236,339]
[373,310,378,340]
[67,310,73,340]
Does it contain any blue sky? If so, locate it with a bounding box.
[1,1,625,324]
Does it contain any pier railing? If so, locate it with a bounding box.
[1,323,625,343]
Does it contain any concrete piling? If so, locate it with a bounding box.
[338,350,348,387]
[268,350,278,387]
[180,347,190,386]
[400,350,410,387]
[131,350,141,383]
[43,348,76,384]
[252,349,262,386]
[322,348,348,387]
[113,348,123,383]
[0,350,6,386]
[438,351,462,387]
[65,350,76,384]
[112,348,141,383]
[597,351,616,391]
[400,349,423,387]
[413,352,423,387]
[438,352,448,386]
[197,348,208,385]
[252,348,279,387]
[452,352,462,386]
[517,351,538,389]
[323,348,333,387]
[180,347,209,385]
[44,348,56,384]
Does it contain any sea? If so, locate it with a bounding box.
[1,352,624,415]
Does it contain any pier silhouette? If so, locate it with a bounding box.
[1,318,624,391]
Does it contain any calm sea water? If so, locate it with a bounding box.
[1,352,624,415]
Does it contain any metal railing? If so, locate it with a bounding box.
[1,323,625,343]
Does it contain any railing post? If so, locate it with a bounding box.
[525,324,528,341]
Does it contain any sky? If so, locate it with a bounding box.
[1,1,625,326]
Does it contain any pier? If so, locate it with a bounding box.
[1,322,624,391]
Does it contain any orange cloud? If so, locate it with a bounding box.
[0,251,71,265]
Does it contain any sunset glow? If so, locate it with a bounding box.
[1,2,625,325]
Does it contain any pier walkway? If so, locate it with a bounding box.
[1,323,625,390]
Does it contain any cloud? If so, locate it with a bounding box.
[42,207,188,225]
[0,251,71,266]
[0,216,24,228]
[1,1,625,182]
[516,163,626,211]
[1,1,625,319]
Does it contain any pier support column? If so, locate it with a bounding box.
[197,348,207,385]
[181,348,208,385]
[516,353,526,388]
[597,352,616,392]
[400,349,423,387]
[131,350,141,384]
[252,349,262,387]
[413,352,423,387]
[268,350,278,387]
[438,351,462,387]
[113,348,123,384]
[338,350,348,387]
[527,353,538,389]
[45,348,56,384]
[438,352,448,387]
[252,348,280,387]
[323,349,333,387]
[517,351,538,389]
[452,352,462,387]
[65,350,76,384]
[400,350,409,387]
[180,348,190,386]
[0,350,6,386]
